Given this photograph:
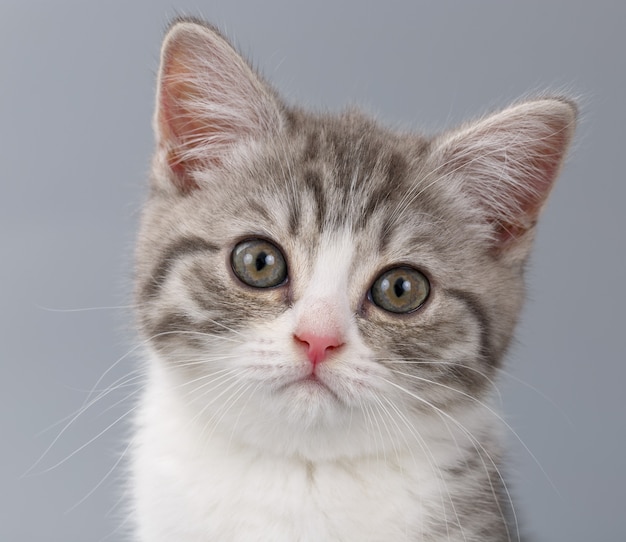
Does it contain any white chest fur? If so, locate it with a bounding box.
[130,366,470,542]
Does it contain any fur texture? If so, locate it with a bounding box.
[131,19,576,541]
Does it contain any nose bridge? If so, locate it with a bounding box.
[295,297,344,338]
[293,230,354,337]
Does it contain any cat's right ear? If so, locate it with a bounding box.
[153,20,283,193]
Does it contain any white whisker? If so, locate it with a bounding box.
[378,358,503,405]
[35,303,137,313]
[65,438,134,514]
[377,394,467,542]
[380,376,519,542]
[390,368,559,496]
[28,405,137,476]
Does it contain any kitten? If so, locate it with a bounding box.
[131,18,576,542]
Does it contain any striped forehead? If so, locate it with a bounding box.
[277,130,420,249]
[222,119,452,270]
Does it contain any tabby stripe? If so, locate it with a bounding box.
[150,310,228,342]
[446,288,495,367]
[303,169,326,231]
[302,131,320,162]
[247,201,272,223]
[356,152,407,232]
[151,311,196,341]
[377,215,396,253]
[142,237,219,299]
[287,192,301,236]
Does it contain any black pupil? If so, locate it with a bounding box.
[393,277,407,298]
[255,251,268,271]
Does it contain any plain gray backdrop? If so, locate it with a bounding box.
[1,1,624,540]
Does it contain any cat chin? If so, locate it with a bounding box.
[146,347,498,464]
[195,385,464,463]
[276,376,343,413]
[225,411,402,462]
[216,388,371,461]
[147,360,394,462]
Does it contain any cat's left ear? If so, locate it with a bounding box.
[431,98,577,263]
[153,20,284,193]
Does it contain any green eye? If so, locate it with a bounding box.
[370,267,430,314]
[231,239,287,288]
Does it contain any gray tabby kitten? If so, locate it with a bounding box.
[131,18,576,542]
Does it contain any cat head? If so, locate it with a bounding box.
[135,20,576,460]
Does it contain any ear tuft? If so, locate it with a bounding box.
[154,21,283,193]
[432,97,577,258]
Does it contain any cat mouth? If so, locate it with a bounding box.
[281,373,342,403]
[301,373,328,387]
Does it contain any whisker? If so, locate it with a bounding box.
[25,372,142,477]
[27,405,137,476]
[377,394,467,542]
[100,496,133,542]
[366,399,388,464]
[99,386,143,417]
[380,376,519,542]
[77,340,149,414]
[186,371,249,433]
[180,368,243,399]
[147,328,245,345]
[65,438,134,514]
[360,399,382,464]
[389,368,559,496]
[497,367,575,428]
[369,396,401,466]
[205,380,256,447]
[34,369,143,437]
[35,303,137,313]
[378,358,503,405]
[227,382,261,451]
[73,324,240,417]
[170,353,244,369]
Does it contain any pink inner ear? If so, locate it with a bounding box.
[154,23,276,195]
[158,63,215,193]
[453,101,576,253]
[492,125,571,248]
[435,99,576,254]
[153,23,285,195]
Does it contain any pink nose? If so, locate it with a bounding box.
[294,332,343,366]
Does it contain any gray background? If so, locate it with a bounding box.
[1,1,624,540]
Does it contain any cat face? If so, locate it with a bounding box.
[134,21,576,460]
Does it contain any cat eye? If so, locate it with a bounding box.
[370,267,430,314]
[231,239,288,288]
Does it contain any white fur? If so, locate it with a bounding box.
[133,359,497,542]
